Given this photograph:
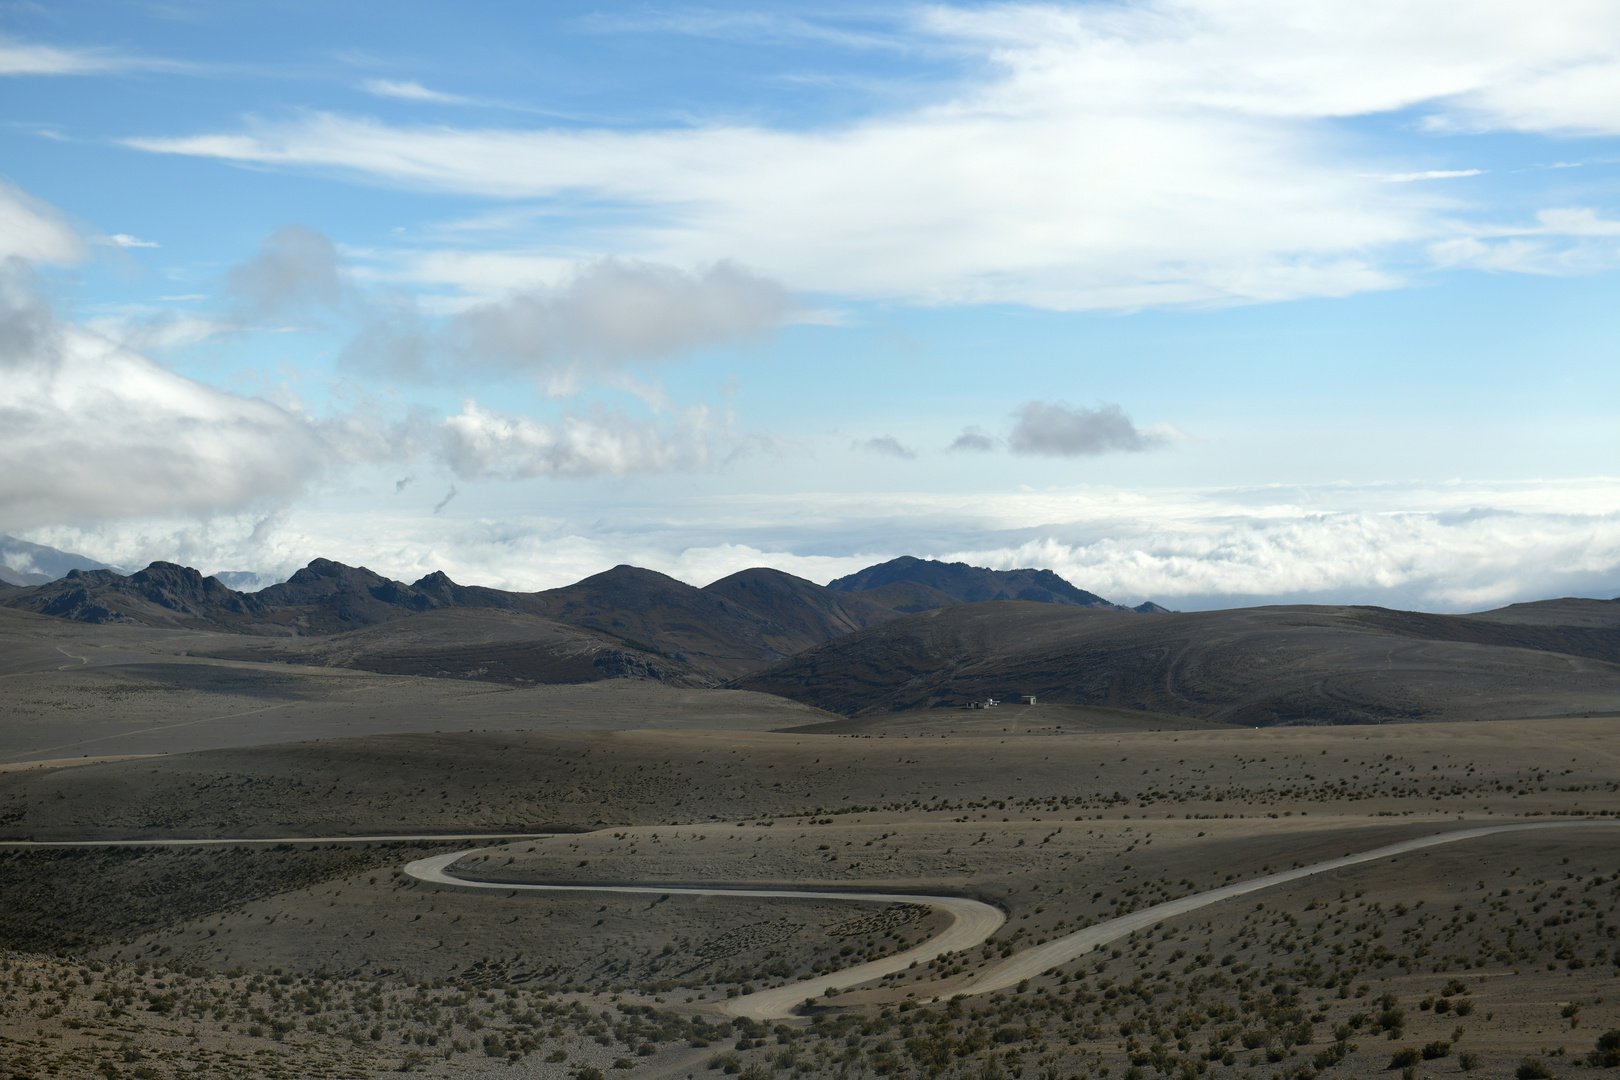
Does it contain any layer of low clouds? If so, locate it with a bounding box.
[126,0,1620,308]
[25,478,1620,613]
[1009,401,1168,457]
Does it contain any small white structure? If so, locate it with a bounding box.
[1020,694,1037,705]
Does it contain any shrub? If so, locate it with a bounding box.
[1458,1053,1480,1071]
[1588,1029,1620,1068]
[613,1058,636,1070]
[1388,1047,1421,1069]
[1516,1058,1555,1080]
[1423,1041,1452,1060]
[578,1069,607,1080]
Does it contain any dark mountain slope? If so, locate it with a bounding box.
[829,555,1133,609]
[253,559,534,633]
[1,558,908,680]
[1,563,268,630]
[848,580,964,614]
[530,565,901,679]
[732,599,1620,725]
[0,559,535,635]
[204,607,706,687]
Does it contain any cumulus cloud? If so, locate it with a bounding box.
[227,224,346,321]
[123,0,1620,308]
[1008,401,1168,457]
[439,399,724,480]
[948,427,996,452]
[855,435,917,460]
[0,265,413,531]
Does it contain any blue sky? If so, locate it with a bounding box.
[2,0,1619,609]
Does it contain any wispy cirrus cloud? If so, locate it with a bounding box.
[0,37,121,76]
[123,1,1620,310]
[359,78,472,105]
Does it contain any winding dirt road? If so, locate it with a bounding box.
[404,850,1006,1020]
[410,820,1620,1020]
[7,820,1615,1022]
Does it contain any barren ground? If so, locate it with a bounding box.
[2,629,1619,1080]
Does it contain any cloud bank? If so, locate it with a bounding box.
[27,479,1619,614]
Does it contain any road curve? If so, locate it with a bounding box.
[404,851,1006,1021]
[415,820,1620,1020]
[952,819,1620,998]
[7,820,1615,1021]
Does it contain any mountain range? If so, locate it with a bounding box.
[5,548,1619,725]
[0,554,1166,682]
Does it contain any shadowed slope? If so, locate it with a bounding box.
[732,599,1620,723]
[830,555,1129,609]
[531,565,902,679]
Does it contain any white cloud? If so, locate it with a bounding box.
[0,37,119,76]
[360,78,471,105]
[0,271,404,531]
[0,180,85,265]
[1428,206,1620,273]
[26,478,1620,611]
[1371,170,1484,183]
[105,233,160,248]
[438,399,725,480]
[83,310,231,352]
[123,1,1620,309]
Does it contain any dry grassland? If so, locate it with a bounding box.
[2,699,1619,1080]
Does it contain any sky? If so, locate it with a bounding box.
[2,0,1619,610]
